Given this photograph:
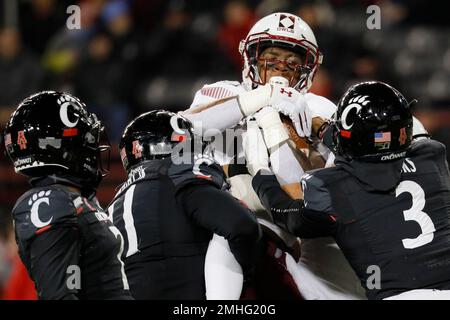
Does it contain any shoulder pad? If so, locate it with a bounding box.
[304,93,337,119]
[190,81,245,109]
[409,138,446,158]
[168,153,226,191]
[13,186,77,241]
[217,80,242,87]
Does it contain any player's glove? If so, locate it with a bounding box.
[254,107,289,150]
[237,75,312,139]
[237,84,272,117]
[236,77,291,118]
[269,87,312,138]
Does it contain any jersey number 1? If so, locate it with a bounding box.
[395,180,436,249]
[108,226,130,290]
[108,185,139,258]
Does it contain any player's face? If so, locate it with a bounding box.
[257,46,303,86]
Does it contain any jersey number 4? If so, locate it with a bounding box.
[395,180,436,249]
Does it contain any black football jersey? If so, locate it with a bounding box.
[254,139,450,300]
[12,179,132,300]
[108,155,226,260]
[108,155,262,299]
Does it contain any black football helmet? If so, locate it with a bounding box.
[119,110,201,172]
[3,91,110,186]
[332,81,413,162]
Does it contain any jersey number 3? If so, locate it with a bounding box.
[395,180,436,249]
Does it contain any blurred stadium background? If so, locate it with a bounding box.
[0,0,449,299]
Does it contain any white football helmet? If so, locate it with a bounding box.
[239,12,323,93]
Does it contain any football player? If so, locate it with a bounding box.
[3,91,132,299]
[108,110,261,299]
[250,81,450,299]
[182,12,363,299]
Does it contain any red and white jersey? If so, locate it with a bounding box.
[188,81,366,300]
[190,80,336,119]
[190,81,246,108]
[187,80,337,167]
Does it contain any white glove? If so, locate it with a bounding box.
[254,107,289,149]
[237,84,272,117]
[237,76,289,117]
[269,86,312,138]
[242,119,270,176]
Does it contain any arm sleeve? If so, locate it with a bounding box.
[182,97,244,138]
[28,226,81,300]
[176,184,262,278]
[252,170,336,238]
[269,142,305,185]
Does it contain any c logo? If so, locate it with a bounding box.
[170,114,186,135]
[341,103,362,130]
[60,102,79,128]
[193,154,213,179]
[29,190,53,228]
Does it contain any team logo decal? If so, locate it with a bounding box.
[17,131,28,150]
[29,190,53,228]
[57,94,79,128]
[279,14,295,30]
[193,154,214,180]
[280,88,293,97]
[170,114,186,134]
[170,114,189,142]
[341,95,370,131]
